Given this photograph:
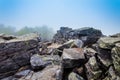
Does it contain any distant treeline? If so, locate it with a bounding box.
[0,24,55,40]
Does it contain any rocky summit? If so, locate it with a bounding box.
[0,27,120,80]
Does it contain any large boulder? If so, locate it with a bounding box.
[110,33,120,37]
[98,37,120,49]
[53,27,102,45]
[103,66,120,80]
[62,48,85,68]
[68,72,84,80]
[85,56,102,80]
[97,48,113,67]
[0,33,17,40]
[111,43,120,76]
[0,33,40,79]
[30,54,61,70]
[20,65,62,80]
[30,54,46,70]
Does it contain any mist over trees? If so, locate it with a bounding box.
[0,24,55,40]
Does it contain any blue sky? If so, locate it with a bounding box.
[0,0,120,35]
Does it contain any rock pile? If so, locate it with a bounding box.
[52,27,103,45]
[0,27,120,80]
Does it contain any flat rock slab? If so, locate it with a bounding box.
[98,37,120,49]
[30,54,61,70]
[62,48,85,68]
[0,33,40,79]
[85,56,102,80]
[19,65,62,80]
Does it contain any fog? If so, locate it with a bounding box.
[0,24,55,40]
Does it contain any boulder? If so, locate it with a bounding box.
[14,69,31,78]
[30,54,61,70]
[52,27,72,44]
[53,27,102,45]
[0,59,20,79]
[84,48,97,59]
[0,33,40,79]
[110,33,120,37]
[19,65,63,80]
[68,72,84,80]
[98,37,120,49]
[61,39,83,48]
[73,66,87,79]
[30,54,46,70]
[111,43,120,76]
[62,48,85,68]
[103,66,120,80]
[0,33,17,40]
[97,48,113,67]
[85,56,102,80]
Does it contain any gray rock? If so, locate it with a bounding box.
[53,27,102,45]
[97,48,113,67]
[30,54,45,69]
[30,54,61,70]
[68,72,84,80]
[14,70,31,78]
[62,39,83,48]
[111,43,120,76]
[1,76,15,80]
[62,48,85,68]
[0,59,20,79]
[0,33,40,79]
[84,48,97,59]
[0,33,17,40]
[98,37,120,49]
[73,39,83,48]
[85,56,102,80]
[103,66,120,80]
[110,33,120,37]
[19,65,63,80]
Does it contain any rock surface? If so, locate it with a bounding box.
[0,27,120,80]
[0,33,40,79]
[68,72,84,80]
[85,56,102,80]
[98,37,120,49]
[62,48,85,68]
[53,27,103,45]
[111,43,120,76]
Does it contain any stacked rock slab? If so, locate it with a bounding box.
[112,43,120,76]
[85,56,102,80]
[53,27,102,45]
[62,48,85,68]
[98,36,120,78]
[0,33,40,79]
[0,28,120,80]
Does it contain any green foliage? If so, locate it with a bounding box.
[16,26,34,35]
[0,24,15,34]
[0,24,55,40]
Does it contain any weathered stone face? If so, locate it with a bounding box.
[85,56,102,80]
[30,54,61,70]
[97,48,113,67]
[0,33,40,79]
[98,37,120,49]
[68,72,84,80]
[62,48,85,68]
[53,27,102,45]
[103,66,120,80]
[111,43,120,76]
[20,65,62,80]
[0,27,120,80]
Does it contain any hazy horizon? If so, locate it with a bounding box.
[0,0,120,35]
